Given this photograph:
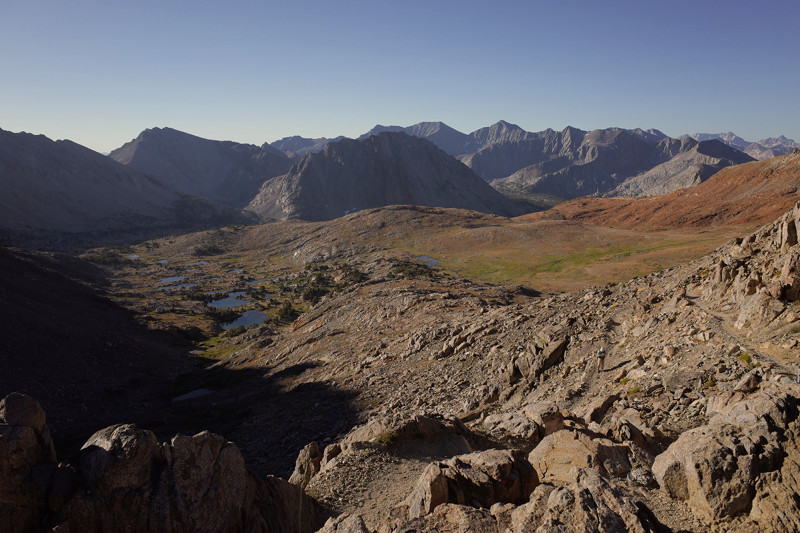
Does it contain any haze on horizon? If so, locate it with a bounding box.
[1,0,798,153]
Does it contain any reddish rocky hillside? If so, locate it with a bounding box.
[530,150,800,229]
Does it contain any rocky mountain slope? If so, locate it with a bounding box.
[246,132,529,221]
[488,128,753,200]
[207,199,798,532]
[683,132,800,160]
[536,149,800,230]
[0,129,244,250]
[110,127,291,207]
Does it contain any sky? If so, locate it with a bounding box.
[1,0,798,153]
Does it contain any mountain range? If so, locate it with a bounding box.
[269,120,757,202]
[682,132,800,160]
[1,120,793,249]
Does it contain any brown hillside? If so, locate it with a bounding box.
[527,150,800,229]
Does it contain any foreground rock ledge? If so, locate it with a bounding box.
[0,393,319,533]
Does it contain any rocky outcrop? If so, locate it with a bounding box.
[515,468,662,533]
[385,468,662,533]
[290,441,322,489]
[397,449,537,520]
[0,394,319,533]
[653,386,798,528]
[0,393,62,533]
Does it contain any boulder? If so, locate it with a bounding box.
[520,401,566,436]
[338,415,472,456]
[527,430,630,485]
[581,393,619,425]
[0,393,61,532]
[653,387,795,524]
[289,442,322,489]
[399,449,537,520]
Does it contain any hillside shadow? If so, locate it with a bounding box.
[144,362,360,479]
[0,246,361,481]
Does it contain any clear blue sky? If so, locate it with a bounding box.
[1,0,798,153]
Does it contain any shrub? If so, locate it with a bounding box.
[372,430,398,447]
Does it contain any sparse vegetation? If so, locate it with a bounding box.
[389,260,434,279]
[372,430,398,447]
[193,243,224,256]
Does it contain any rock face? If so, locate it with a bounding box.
[0,393,59,533]
[246,132,528,221]
[0,394,319,533]
[110,127,291,207]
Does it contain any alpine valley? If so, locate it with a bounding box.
[2,120,800,533]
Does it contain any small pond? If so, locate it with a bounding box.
[155,276,186,285]
[160,283,197,291]
[208,291,249,309]
[245,278,266,285]
[416,255,440,267]
[186,260,209,266]
[221,310,269,330]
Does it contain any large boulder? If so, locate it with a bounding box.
[0,393,63,533]
[385,468,663,533]
[398,449,538,520]
[527,429,630,485]
[289,441,322,489]
[652,387,796,525]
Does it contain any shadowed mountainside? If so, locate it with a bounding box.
[0,128,246,250]
[110,127,291,207]
[246,132,531,221]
